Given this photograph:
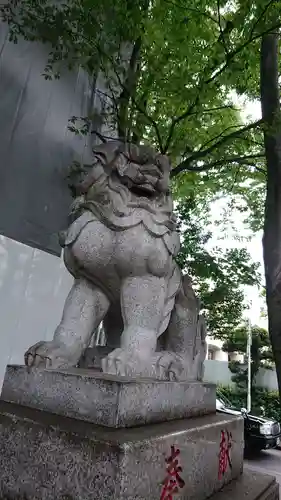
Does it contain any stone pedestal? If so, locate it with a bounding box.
[0,365,279,500]
[1,365,215,427]
[0,400,243,500]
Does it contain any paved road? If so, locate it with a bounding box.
[245,449,281,493]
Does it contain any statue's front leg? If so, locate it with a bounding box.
[25,278,110,369]
[101,275,166,378]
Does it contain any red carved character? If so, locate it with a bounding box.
[218,430,232,479]
[160,445,185,500]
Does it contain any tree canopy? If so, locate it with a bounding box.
[4,0,281,336]
[223,324,273,388]
[175,198,260,338]
[4,1,279,226]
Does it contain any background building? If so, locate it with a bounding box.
[206,336,244,363]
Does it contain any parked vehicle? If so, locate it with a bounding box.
[216,390,281,453]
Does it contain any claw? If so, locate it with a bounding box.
[24,341,80,370]
[102,348,145,378]
[24,341,45,367]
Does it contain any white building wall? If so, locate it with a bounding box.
[228,352,244,363]
[255,367,278,392]
[206,336,244,363]
[204,359,279,392]
[0,235,73,389]
[212,349,228,362]
[204,359,235,387]
[206,336,228,361]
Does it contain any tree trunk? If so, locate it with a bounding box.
[261,32,281,398]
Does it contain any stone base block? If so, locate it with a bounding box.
[1,365,216,427]
[0,401,244,500]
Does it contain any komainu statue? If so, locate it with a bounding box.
[25,141,206,381]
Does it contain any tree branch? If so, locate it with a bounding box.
[164,105,237,153]
[163,19,281,153]
[249,0,277,39]
[118,36,142,139]
[130,91,165,151]
[229,165,241,192]
[163,96,200,152]
[217,0,229,56]
[190,105,238,116]
[172,120,263,176]
[171,153,265,176]
[97,45,165,151]
[205,21,281,85]
[196,120,261,153]
[198,119,262,159]
[162,0,219,25]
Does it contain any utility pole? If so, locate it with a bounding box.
[247,315,252,413]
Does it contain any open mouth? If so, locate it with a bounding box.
[130,185,155,198]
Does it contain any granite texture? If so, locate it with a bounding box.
[78,345,114,369]
[0,401,244,500]
[24,140,207,382]
[1,365,216,427]
[212,469,279,499]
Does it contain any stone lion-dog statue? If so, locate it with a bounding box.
[25,140,206,381]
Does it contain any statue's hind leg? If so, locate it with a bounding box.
[155,292,207,381]
[101,275,166,377]
[25,278,110,369]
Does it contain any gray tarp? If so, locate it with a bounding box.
[0,23,95,255]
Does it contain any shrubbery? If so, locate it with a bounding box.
[218,385,281,423]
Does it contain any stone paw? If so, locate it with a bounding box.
[154,352,193,381]
[24,341,79,369]
[101,348,149,378]
[101,348,197,381]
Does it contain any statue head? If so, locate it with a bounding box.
[93,140,171,198]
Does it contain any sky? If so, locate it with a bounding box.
[206,94,267,327]
[207,201,266,327]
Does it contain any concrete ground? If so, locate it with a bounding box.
[245,448,281,494]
